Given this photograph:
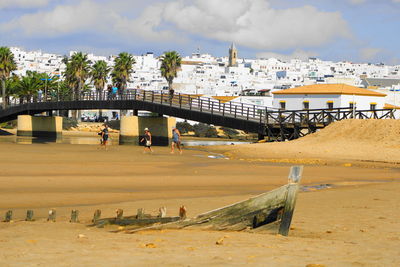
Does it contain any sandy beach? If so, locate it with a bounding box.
[0,120,399,266]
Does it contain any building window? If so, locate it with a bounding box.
[349,102,356,109]
[326,101,334,110]
[303,101,309,110]
[370,103,377,110]
[280,101,286,110]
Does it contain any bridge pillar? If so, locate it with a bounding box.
[17,115,63,138]
[119,116,175,146]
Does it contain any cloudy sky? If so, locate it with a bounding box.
[0,0,399,63]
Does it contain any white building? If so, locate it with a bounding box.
[272,84,387,110]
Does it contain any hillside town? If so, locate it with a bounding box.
[8,44,400,109]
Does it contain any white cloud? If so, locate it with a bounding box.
[0,0,181,43]
[0,0,50,8]
[160,0,352,50]
[349,0,367,4]
[256,49,318,61]
[0,0,351,51]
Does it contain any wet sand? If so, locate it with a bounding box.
[0,137,399,266]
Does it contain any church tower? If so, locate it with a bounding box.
[228,43,238,67]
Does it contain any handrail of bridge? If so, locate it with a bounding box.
[1,89,397,124]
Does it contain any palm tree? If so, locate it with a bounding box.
[111,52,135,95]
[160,51,182,93]
[5,74,20,104]
[0,47,17,109]
[16,71,42,103]
[63,52,91,119]
[37,72,59,101]
[65,52,91,100]
[91,60,110,99]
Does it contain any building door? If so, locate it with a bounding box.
[280,101,286,110]
[303,101,309,110]
[327,101,334,110]
[370,103,377,110]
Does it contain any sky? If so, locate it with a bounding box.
[0,0,399,64]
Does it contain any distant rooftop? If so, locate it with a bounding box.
[273,84,386,97]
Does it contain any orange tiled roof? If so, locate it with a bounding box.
[273,84,386,97]
[384,103,400,109]
[212,96,239,103]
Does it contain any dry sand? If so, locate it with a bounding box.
[209,119,400,168]
[0,119,400,266]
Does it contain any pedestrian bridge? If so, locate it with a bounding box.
[0,89,396,141]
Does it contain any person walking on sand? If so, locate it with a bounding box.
[140,128,153,153]
[101,124,109,150]
[171,127,182,154]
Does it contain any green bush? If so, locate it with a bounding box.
[176,121,194,134]
[220,127,239,138]
[0,120,17,129]
[62,118,78,130]
[193,123,218,138]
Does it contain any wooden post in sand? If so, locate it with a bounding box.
[4,210,12,222]
[25,210,34,221]
[158,207,167,218]
[70,210,79,223]
[179,206,187,220]
[92,210,101,223]
[116,209,124,220]
[278,166,303,236]
[136,208,144,219]
[47,209,56,222]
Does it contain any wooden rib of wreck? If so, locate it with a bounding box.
[121,165,304,236]
[92,208,181,229]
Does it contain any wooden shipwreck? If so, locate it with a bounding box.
[93,166,303,236]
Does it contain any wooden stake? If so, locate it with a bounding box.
[47,209,56,222]
[70,210,79,223]
[179,205,187,220]
[92,209,101,223]
[4,210,12,222]
[116,209,124,220]
[136,208,144,219]
[25,210,34,221]
[278,166,303,236]
[158,207,167,218]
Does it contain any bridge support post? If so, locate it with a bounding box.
[119,116,176,146]
[17,115,63,139]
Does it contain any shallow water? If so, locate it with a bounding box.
[0,135,250,147]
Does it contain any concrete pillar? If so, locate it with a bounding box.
[119,116,139,145]
[119,116,176,146]
[17,115,63,138]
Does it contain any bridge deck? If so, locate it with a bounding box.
[0,89,396,141]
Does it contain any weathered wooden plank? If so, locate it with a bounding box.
[278,165,303,236]
[94,216,181,227]
[126,184,290,233]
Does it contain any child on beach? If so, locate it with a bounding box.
[101,124,109,150]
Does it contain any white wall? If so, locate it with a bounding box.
[273,94,341,110]
[273,94,386,110]
[339,95,385,110]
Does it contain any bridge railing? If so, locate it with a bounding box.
[1,89,396,125]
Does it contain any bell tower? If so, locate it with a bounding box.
[228,43,238,67]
